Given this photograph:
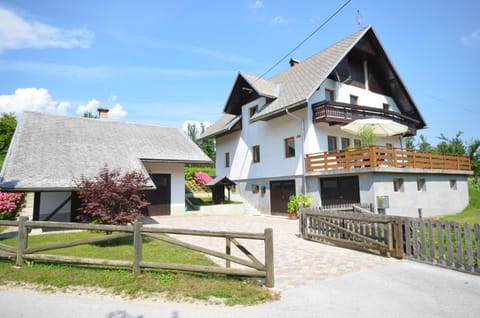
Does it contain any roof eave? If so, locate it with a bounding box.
[251,100,308,122]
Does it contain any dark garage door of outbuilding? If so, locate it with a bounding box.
[320,176,360,206]
[144,174,171,216]
[270,180,296,215]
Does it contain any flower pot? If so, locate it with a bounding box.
[289,213,298,220]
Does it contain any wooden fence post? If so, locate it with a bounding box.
[264,228,274,288]
[226,237,231,268]
[394,218,404,259]
[133,222,143,275]
[474,224,480,273]
[387,222,393,257]
[16,216,29,267]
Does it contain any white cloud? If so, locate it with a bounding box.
[269,16,288,25]
[108,103,127,120]
[461,29,480,46]
[76,99,100,114]
[0,5,94,53]
[181,120,212,136]
[0,88,70,114]
[76,100,127,119]
[249,0,263,9]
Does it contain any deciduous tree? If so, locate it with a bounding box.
[0,113,17,164]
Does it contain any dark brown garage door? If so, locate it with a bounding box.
[320,176,360,206]
[144,174,171,216]
[270,180,296,215]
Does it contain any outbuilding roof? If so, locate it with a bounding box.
[0,112,211,190]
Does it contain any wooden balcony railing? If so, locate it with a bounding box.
[312,101,419,136]
[306,146,471,172]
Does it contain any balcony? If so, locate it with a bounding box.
[306,146,471,172]
[312,100,419,136]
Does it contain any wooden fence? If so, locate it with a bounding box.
[300,209,480,275]
[401,218,479,273]
[0,217,274,287]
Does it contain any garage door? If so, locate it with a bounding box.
[270,180,296,215]
[320,176,360,206]
[144,174,171,216]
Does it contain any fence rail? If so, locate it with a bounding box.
[0,217,274,287]
[300,209,479,275]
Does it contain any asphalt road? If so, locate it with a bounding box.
[2,260,479,318]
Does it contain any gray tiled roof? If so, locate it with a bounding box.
[0,112,211,190]
[202,26,371,138]
[198,113,240,140]
[239,72,278,99]
[252,26,370,120]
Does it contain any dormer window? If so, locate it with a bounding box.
[249,105,258,119]
[325,89,335,102]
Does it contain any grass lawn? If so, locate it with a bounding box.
[0,231,276,305]
[441,182,480,225]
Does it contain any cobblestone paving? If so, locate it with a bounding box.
[147,215,396,290]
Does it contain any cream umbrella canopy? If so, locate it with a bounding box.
[341,118,408,137]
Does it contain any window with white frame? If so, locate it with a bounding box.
[252,145,260,163]
[417,178,426,192]
[450,179,457,190]
[393,178,404,192]
[284,137,295,158]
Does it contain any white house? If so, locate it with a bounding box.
[0,111,211,221]
[200,25,472,217]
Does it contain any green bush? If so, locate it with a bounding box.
[287,194,313,214]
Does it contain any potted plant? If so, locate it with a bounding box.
[287,194,312,220]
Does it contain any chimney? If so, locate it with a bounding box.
[289,58,300,67]
[97,108,109,119]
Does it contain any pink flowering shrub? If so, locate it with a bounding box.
[193,171,212,186]
[0,192,25,220]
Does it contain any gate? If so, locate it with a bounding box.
[300,208,480,275]
[300,208,401,257]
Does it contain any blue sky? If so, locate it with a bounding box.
[0,0,479,145]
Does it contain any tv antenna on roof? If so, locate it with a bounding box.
[356,10,363,28]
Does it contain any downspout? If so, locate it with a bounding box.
[285,107,307,194]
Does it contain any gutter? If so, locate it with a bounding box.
[285,107,307,194]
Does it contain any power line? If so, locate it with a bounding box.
[412,88,478,114]
[256,0,353,80]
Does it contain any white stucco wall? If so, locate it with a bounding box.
[366,173,469,217]
[307,172,469,217]
[309,79,400,112]
[216,97,305,182]
[142,161,185,216]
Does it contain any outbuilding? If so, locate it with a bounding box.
[0,111,211,221]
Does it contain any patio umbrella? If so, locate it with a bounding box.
[341,118,408,137]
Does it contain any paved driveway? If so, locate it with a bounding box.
[146,215,396,290]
